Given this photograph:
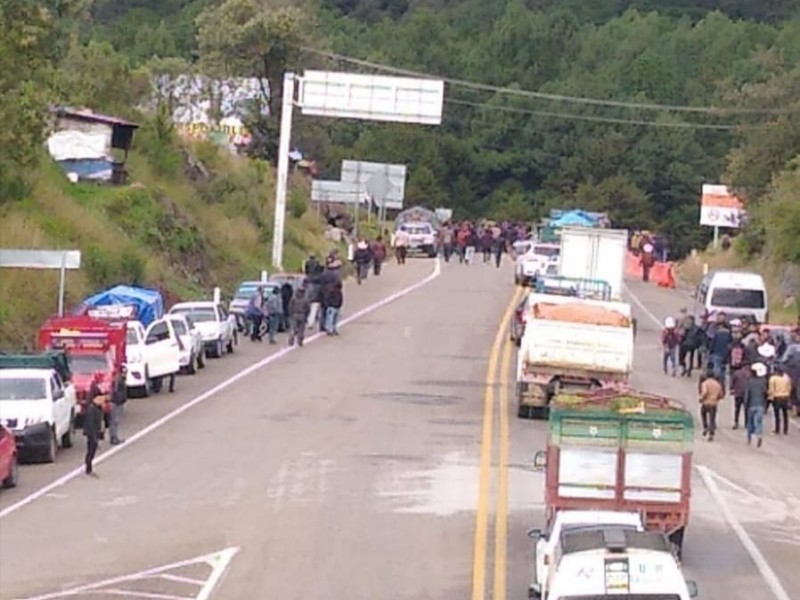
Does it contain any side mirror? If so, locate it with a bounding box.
[527,528,544,540]
[533,450,546,470]
[686,580,698,598]
[528,583,542,599]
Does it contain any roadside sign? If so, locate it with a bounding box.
[0,249,82,316]
[299,71,444,125]
[310,180,366,204]
[341,160,406,210]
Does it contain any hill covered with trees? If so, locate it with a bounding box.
[1,0,799,342]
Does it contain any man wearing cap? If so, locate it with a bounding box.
[745,362,769,447]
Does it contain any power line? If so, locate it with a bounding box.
[444,98,769,130]
[300,45,790,117]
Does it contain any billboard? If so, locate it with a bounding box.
[310,180,367,204]
[299,71,444,125]
[700,184,746,228]
[340,161,406,210]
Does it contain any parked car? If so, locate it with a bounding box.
[0,426,19,489]
[165,314,205,374]
[169,301,237,359]
[125,319,183,396]
[229,280,269,332]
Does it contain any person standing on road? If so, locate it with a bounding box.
[699,367,724,442]
[731,364,751,430]
[745,362,769,447]
[678,315,702,377]
[245,286,265,342]
[394,228,409,265]
[265,287,283,345]
[280,282,294,332]
[324,281,344,336]
[709,316,732,380]
[371,236,387,276]
[354,240,372,284]
[84,375,106,477]
[288,287,311,347]
[109,366,127,445]
[640,243,655,282]
[661,317,679,376]
[768,364,792,435]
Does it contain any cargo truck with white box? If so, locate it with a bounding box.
[557,227,628,300]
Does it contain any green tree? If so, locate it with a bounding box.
[195,0,317,163]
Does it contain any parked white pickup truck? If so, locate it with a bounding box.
[530,525,697,600]
[169,300,237,359]
[516,293,634,418]
[0,368,77,463]
[528,510,644,596]
[125,319,183,396]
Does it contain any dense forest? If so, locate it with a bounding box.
[2,0,799,263]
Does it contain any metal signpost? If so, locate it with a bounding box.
[271,70,444,269]
[0,249,82,316]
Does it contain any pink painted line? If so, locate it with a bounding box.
[0,261,442,520]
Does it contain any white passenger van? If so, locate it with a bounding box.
[694,270,768,324]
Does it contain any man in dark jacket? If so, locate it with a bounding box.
[354,240,372,284]
[288,287,311,347]
[371,237,387,276]
[84,372,106,477]
[109,366,127,445]
[280,282,294,331]
[730,365,750,430]
[709,319,733,380]
[678,315,702,377]
[324,282,344,335]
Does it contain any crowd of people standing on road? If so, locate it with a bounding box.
[423,220,530,266]
[660,311,800,447]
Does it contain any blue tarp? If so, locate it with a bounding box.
[550,210,599,228]
[78,285,165,327]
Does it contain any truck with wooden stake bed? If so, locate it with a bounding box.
[516,294,634,418]
[530,390,694,565]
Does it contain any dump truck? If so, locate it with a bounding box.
[533,390,694,558]
[516,294,634,418]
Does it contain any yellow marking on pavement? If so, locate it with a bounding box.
[472,287,522,600]
[493,336,514,600]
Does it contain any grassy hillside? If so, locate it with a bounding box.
[0,123,335,348]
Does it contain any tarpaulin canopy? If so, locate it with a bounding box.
[549,210,599,228]
[77,285,165,327]
[394,206,441,229]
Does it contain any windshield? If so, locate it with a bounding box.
[69,354,109,374]
[126,329,139,345]
[710,287,765,309]
[533,245,560,258]
[403,224,431,235]
[172,307,217,323]
[0,378,47,400]
[235,284,261,299]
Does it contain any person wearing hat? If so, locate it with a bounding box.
[108,365,127,445]
[640,242,655,282]
[768,364,792,435]
[745,362,769,447]
[661,317,680,376]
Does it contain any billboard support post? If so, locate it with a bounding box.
[271,72,297,271]
[0,249,82,317]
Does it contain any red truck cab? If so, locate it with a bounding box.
[38,316,127,418]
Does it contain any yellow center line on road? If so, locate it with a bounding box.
[493,334,514,600]
[472,287,523,600]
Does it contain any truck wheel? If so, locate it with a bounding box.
[43,429,57,463]
[61,411,75,448]
[2,455,18,488]
[187,352,197,375]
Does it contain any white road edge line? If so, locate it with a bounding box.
[1,261,442,520]
[624,281,793,600]
[696,466,792,600]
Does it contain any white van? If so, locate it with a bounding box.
[694,270,768,323]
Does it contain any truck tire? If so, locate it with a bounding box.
[61,411,75,448]
[43,428,57,463]
[669,527,685,561]
[2,455,18,488]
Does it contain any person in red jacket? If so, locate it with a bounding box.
[371,236,387,276]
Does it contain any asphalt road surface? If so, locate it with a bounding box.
[1,257,798,600]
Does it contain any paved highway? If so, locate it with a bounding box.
[1,258,798,600]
